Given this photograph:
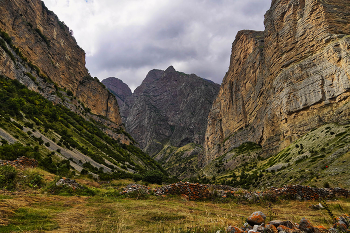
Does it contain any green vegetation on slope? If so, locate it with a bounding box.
[153,143,202,180]
[201,123,350,189]
[0,75,166,181]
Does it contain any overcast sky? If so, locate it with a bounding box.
[42,0,271,91]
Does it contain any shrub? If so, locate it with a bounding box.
[26,72,36,82]
[23,170,44,189]
[0,165,18,190]
[0,143,33,160]
[324,182,330,188]
[80,169,89,175]
[66,90,73,96]
[142,170,164,185]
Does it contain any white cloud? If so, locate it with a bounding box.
[42,0,271,91]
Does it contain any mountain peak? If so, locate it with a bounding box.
[165,66,176,73]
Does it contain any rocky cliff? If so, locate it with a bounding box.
[102,77,132,121]
[121,66,220,158]
[0,0,122,125]
[203,0,350,166]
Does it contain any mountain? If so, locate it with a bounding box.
[101,77,132,112]
[0,0,165,179]
[0,0,121,125]
[112,66,220,178]
[203,0,350,167]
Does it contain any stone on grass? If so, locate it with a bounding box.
[265,224,278,233]
[227,226,244,233]
[299,218,315,233]
[247,211,266,226]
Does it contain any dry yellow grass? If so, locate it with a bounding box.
[1,183,350,232]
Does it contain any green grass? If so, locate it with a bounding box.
[0,195,13,200]
[1,207,59,232]
[1,174,350,232]
[2,188,350,232]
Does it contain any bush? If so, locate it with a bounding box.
[324,182,330,188]
[23,170,44,189]
[0,143,33,160]
[0,165,18,190]
[142,170,164,185]
[80,169,89,175]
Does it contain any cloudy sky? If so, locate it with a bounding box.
[42,0,271,91]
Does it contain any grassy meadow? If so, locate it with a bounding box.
[1,173,350,233]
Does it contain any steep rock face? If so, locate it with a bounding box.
[102,77,132,120]
[121,66,220,156]
[0,0,122,125]
[203,0,350,166]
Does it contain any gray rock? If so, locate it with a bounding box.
[120,66,220,158]
[299,218,314,233]
[102,77,132,112]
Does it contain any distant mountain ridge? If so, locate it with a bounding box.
[103,66,220,178]
[102,77,132,108]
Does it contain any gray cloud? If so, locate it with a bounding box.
[43,0,271,91]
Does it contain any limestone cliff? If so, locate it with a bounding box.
[121,66,220,157]
[0,0,122,125]
[203,0,350,166]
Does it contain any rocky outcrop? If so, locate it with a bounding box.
[227,212,350,233]
[121,66,220,156]
[203,0,350,166]
[122,182,350,201]
[102,77,132,121]
[0,0,122,125]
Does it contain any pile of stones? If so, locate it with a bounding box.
[0,156,38,169]
[259,185,350,201]
[121,182,350,202]
[121,184,151,195]
[154,182,212,200]
[209,185,350,202]
[56,178,83,190]
[227,211,350,233]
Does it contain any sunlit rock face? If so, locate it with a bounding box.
[0,0,122,125]
[203,0,350,166]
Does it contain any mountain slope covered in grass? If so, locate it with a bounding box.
[0,75,166,181]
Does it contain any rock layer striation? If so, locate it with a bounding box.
[203,0,350,165]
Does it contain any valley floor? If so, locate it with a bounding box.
[1,185,350,232]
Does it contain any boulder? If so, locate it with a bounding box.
[299,218,315,233]
[247,211,266,226]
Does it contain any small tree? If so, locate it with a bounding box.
[142,170,164,185]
